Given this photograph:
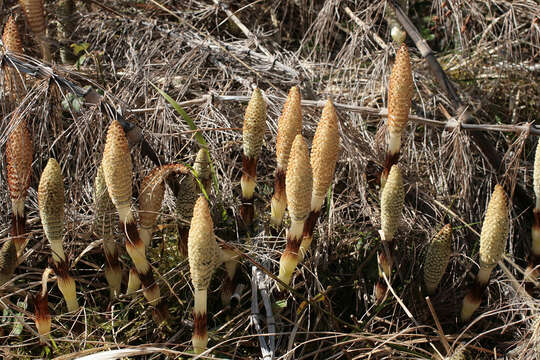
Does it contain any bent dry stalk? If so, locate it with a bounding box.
[271,86,303,228]
[240,87,267,227]
[375,165,404,301]
[278,134,312,290]
[101,120,160,306]
[300,99,340,262]
[133,163,192,295]
[94,165,121,299]
[382,45,412,189]
[423,224,452,295]
[461,184,509,322]
[38,158,79,312]
[188,196,221,354]
[6,113,33,254]
[34,267,52,344]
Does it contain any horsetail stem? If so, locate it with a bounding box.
[300,99,340,262]
[34,268,52,344]
[6,113,33,253]
[461,184,508,321]
[94,165,121,298]
[271,86,302,227]
[38,158,79,312]
[382,45,412,188]
[102,120,160,306]
[375,164,404,300]
[240,87,267,226]
[278,135,312,289]
[188,196,221,354]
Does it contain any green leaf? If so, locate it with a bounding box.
[149,81,221,196]
[149,81,206,146]
[71,42,90,55]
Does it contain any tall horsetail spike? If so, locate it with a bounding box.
[2,16,26,102]
[310,99,340,204]
[94,165,121,298]
[423,224,452,295]
[242,87,267,160]
[188,196,221,354]
[461,184,509,322]
[6,112,33,252]
[101,120,133,222]
[19,0,50,61]
[38,158,66,264]
[478,184,509,281]
[380,165,405,242]
[286,135,312,223]
[271,86,302,227]
[382,45,413,188]
[240,87,267,225]
[300,99,340,261]
[387,45,413,136]
[278,135,312,289]
[2,16,24,54]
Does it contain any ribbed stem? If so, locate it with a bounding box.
[278,219,305,290]
[460,263,493,321]
[193,288,208,354]
[57,274,79,312]
[103,240,121,298]
[270,168,287,227]
[381,133,401,189]
[299,194,325,262]
[120,212,160,305]
[34,268,52,344]
[126,268,141,295]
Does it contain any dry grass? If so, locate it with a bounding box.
[0,0,539,358]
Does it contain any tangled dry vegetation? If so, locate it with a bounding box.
[0,0,539,359]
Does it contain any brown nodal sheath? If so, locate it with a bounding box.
[302,210,320,238]
[193,311,207,338]
[299,210,320,261]
[381,151,400,187]
[240,156,258,226]
[461,281,488,322]
[374,246,393,302]
[123,221,151,278]
[34,291,50,343]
